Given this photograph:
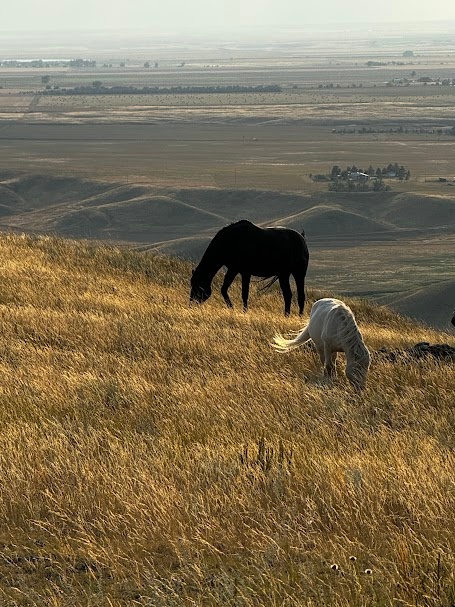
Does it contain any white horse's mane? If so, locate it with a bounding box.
[331,303,369,362]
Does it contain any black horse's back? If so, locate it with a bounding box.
[219,220,308,275]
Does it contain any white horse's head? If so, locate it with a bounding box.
[346,349,371,391]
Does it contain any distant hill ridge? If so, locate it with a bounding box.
[1,172,454,244]
[0,171,453,329]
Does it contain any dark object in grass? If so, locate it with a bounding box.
[376,342,455,363]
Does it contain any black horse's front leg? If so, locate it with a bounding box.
[278,275,293,316]
[221,268,237,308]
[241,273,251,311]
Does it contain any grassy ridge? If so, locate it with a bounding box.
[0,233,453,606]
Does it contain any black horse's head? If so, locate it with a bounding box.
[190,270,212,304]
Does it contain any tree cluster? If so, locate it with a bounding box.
[386,76,455,87]
[366,60,412,66]
[329,164,410,181]
[0,60,52,68]
[328,179,391,192]
[68,59,97,68]
[332,126,455,136]
[42,84,282,96]
[0,58,97,68]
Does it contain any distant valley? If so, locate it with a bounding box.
[0,170,453,329]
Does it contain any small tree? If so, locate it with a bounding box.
[373,180,390,191]
[144,61,150,68]
[398,166,406,180]
[41,75,50,84]
[330,165,340,179]
[92,80,103,88]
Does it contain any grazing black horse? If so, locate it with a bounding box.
[190,220,309,315]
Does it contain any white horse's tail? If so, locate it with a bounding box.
[273,325,311,352]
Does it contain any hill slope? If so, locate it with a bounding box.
[1,172,454,332]
[0,232,453,606]
[1,172,454,245]
[380,279,455,330]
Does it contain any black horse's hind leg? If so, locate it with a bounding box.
[221,268,237,308]
[292,270,307,315]
[278,275,293,316]
[241,273,251,311]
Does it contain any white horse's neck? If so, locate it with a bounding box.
[344,328,369,365]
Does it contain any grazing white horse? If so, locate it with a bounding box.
[273,298,371,390]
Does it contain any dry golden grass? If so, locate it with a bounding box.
[0,232,453,606]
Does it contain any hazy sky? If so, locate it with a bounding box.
[2,0,455,32]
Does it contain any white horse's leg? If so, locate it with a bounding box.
[316,347,325,365]
[323,345,337,378]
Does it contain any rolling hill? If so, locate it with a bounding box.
[380,279,455,330]
[0,170,453,329]
[0,232,453,605]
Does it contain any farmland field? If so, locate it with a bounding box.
[0,25,454,327]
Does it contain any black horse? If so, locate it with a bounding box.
[452,309,455,327]
[190,220,309,316]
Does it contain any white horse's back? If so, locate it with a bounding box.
[309,298,358,351]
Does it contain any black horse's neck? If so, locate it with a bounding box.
[194,237,224,284]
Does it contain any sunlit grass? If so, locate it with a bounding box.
[0,232,453,606]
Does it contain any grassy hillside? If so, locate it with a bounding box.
[0,232,453,606]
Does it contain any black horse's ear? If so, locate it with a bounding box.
[191,269,195,276]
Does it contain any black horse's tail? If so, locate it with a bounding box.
[257,276,279,292]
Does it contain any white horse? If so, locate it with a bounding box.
[273,298,371,390]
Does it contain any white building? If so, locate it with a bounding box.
[349,172,369,181]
